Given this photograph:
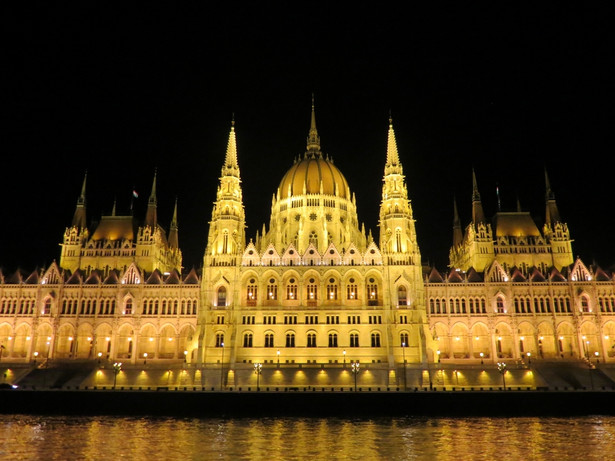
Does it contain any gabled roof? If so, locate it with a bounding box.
[24,269,40,284]
[84,271,102,284]
[466,268,483,283]
[427,268,444,283]
[548,267,566,282]
[447,270,464,283]
[164,269,181,284]
[102,270,120,284]
[594,267,612,282]
[145,270,163,284]
[529,268,546,282]
[183,267,200,284]
[511,268,526,282]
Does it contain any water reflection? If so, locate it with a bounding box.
[1,415,614,460]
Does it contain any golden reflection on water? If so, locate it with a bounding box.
[1,415,614,460]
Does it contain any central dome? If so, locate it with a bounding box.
[278,156,349,199]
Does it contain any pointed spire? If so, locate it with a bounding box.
[544,167,561,225]
[453,196,463,247]
[145,169,158,228]
[111,199,117,216]
[386,112,401,166]
[71,172,87,228]
[305,93,321,158]
[471,169,486,224]
[224,116,239,170]
[516,196,522,212]
[168,197,179,249]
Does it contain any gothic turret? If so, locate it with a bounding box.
[543,168,573,269]
[204,119,246,263]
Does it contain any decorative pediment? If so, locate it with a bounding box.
[41,262,62,285]
[281,244,301,266]
[486,261,509,283]
[242,242,260,266]
[121,263,142,285]
[322,243,342,265]
[261,243,280,266]
[343,243,362,266]
[303,243,321,266]
[570,258,592,282]
[364,242,382,265]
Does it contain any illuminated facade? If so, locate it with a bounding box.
[1,104,614,389]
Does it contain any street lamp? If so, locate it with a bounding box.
[526,352,531,366]
[277,349,280,368]
[97,351,102,365]
[497,362,507,389]
[351,362,360,391]
[343,349,346,368]
[594,351,600,364]
[480,352,484,365]
[436,350,441,363]
[143,352,148,365]
[401,342,407,391]
[254,362,262,391]
[183,350,188,363]
[113,362,122,389]
[220,342,225,390]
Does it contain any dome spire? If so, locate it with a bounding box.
[306,93,321,158]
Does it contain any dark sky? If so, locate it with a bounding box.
[2,4,614,273]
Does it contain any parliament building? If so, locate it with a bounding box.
[1,104,614,389]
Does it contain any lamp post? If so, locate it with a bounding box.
[497,362,507,389]
[97,352,102,366]
[480,352,484,365]
[277,349,280,368]
[113,362,122,389]
[254,362,262,391]
[220,342,225,390]
[183,350,188,363]
[594,351,600,365]
[401,342,407,391]
[351,362,360,391]
[526,352,531,366]
[143,352,148,365]
[343,349,346,368]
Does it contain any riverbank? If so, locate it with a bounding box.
[2,387,615,417]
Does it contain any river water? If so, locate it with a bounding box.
[1,415,614,460]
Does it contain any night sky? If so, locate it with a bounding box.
[3,4,614,274]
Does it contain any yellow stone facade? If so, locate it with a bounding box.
[1,104,614,390]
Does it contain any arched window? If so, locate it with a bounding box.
[328,333,338,347]
[346,279,358,300]
[267,280,278,300]
[580,295,590,313]
[265,333,275,348]
[286,279,298,300]
[397,286,407,306]
[327,279,338,300]
[217,287,227,307]
[285,333,295,347]
[246,282,257,304]
[350,333,359,347]
[243,333,253,347]
[496,296,505,314]
[307,333,316,347]
[371,332,381,347]
[400,332,409,346]
[215,333,224,347]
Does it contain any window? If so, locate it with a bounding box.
[284,315,297,324]
[265,333,275,348]
[215,333,224,347]
[246,283,257,303]
[371,332,381,347]
[397,286,407,305]
[217,287,227,307]
[242,315,255,324]
[305,315,319,324]
[326,315,340,324]
[495,296,506,314]
[285,333,295,347]
[348,315,361,324]
[350,333,359,347]
[400,332,409,346]
[264,315,276,324]
[369,315,382,324]
[216,315,225,324]
[307,284,318,301]
[346,280,357,300]
[307,333,316,347]
[125,299,133,315]
[327,279,338,300]
[399,315,407,324]
[286,280,298,300]
[243,333,253,347]
[267,280,278,300]
[328,333,338,347]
